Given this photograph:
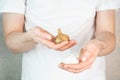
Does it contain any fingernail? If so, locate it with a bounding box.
[58,63,63,67]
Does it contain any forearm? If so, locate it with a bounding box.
[95,31,116,56]
[5,32,37,53]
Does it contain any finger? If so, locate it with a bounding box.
[33,37,53,45]
[58,40,76,51]
[80,43,99,62]
[61,64,92,73]
[34,37,70,50]
[84,42,99,56]
[59,63,81,71]
[81,51,91,62]
[49,41,70,50]
[76,64,92,73]
[79,48,86,60]
[34,27,53,40]
[60,56,95,70]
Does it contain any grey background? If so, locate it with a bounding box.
[0,10,120,80]
[0,14,21,80]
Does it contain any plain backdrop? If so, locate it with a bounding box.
[0,10,120,80]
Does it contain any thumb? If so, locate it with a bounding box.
[34,27,54,40]
[79,48,91,62]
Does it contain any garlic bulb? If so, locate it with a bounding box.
[54,28,70,44]
[62,55,79,64]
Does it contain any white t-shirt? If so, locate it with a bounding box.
[0,0,120,80]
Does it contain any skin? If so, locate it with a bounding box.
[3,13,76,53]
[59,10,116,73]
[3,10,115,73]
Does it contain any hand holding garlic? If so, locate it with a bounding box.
[43,28,76,51]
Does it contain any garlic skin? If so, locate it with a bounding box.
[62,55,79,64]
[54,28,70,44]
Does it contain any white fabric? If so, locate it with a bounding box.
[0,0,25,14]
[0,0,120,80]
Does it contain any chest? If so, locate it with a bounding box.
[26,0,98,22]
[29,0,96,7]
[25,0,97,35]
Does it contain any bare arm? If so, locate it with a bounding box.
[3,13,76,53]
[59,10,116,73]
[95,10,116,56]
[3,13,37,53]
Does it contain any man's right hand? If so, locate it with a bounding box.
[26,27,77,51]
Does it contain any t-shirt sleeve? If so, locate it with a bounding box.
[0,0,26,14]
[96,0,120,11]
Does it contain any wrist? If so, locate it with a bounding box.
[25,32,37,44]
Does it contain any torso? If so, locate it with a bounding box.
[22,0,106,80]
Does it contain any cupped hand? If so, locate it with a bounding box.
[26,27,76,51]
[59,39,104,73]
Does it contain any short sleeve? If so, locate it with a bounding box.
[0,0,26,14]
[96,0,120,11]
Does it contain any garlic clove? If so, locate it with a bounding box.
[62,55,79,64]
[54,28,70,44]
